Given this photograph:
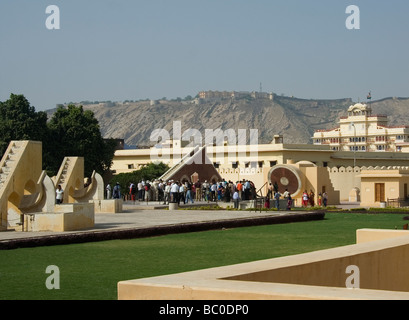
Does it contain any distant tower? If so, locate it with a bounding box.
[260,82,263,93]
[367,90,372,108]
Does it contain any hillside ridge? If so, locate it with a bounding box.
[51,95,409,148]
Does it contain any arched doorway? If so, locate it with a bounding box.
[349,187,360,202]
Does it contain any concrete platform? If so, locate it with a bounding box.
[0,202,324,249]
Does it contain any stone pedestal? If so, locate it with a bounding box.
[93,199,123,214]
[169,203,179,211]
[25,203,95,232]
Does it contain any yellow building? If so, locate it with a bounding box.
[313,103,409,152]
[111,138,409,207]
[113,137,409,177]
[359,167,409,207]
[110,103,409,207]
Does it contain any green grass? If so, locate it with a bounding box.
[0,212,408,300]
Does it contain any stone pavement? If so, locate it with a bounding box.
[0,201,329,248]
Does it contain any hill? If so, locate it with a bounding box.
[55,95,409,147]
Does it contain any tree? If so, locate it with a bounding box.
[45,104,116,177]
[109,162,169,193]
[0,94,48,155]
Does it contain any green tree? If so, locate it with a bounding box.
[45,104,116,177]
[110,162,169,192]
[0,94,48,155]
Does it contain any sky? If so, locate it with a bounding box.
[0,0,408,111]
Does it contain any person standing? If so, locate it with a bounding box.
[318,193,322,206]
[185,181,194,204]
[283,188,291,210]
[245,180,251,200]
[224,185,231,203]
[309,190,315,207]
[202,180,208,202]
[323,192,328,207]
[55,184,64,204]
[274,191,281,210]
[273,181,279,194]
[242,180,247,200]
[129,183,136,202]
[144,181,151,203]
[163,182,171,205]
[113,182,121,199]
[106,183,111,199]
[286,194,293,210]
[211,182,217,202]
[179,183,185,204]
[195,180,202,201]
[302,190,309,207]
[170,181,179,203]
[267,183,273,199]
[233,190,240,209]
[236,181,243,200]
[137,181,143,201]
[264,196,270,209]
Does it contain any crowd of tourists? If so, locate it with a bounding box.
[105,178,257,208]
[105,179,328,210]
[301,189,328,207]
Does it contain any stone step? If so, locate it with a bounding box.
[2,166,11,173]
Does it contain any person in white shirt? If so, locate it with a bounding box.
[106,183,111,199]
[170,182,180,203]
[233,191,239,209]
[55,184,64,204]
[137,182,143,201]
[179,183,185,204]
[163,182,171,204]
[211,182,217,202]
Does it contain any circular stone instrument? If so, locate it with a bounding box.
[268,165,303,197]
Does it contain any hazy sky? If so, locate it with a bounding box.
[1,0,408,110]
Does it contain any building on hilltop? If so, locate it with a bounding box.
[198,90,274,101]
[313,103,409,152]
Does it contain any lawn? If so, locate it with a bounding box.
[0,212,407,300]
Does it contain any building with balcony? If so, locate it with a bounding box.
[313,103,409,152]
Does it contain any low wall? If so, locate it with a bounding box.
[118,230,409,300]
[356,228,409,244]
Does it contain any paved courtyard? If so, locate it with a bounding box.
[0,201,359,247]
[0,200,358,247]
[0,202,332,246]
[0,204,290,242]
